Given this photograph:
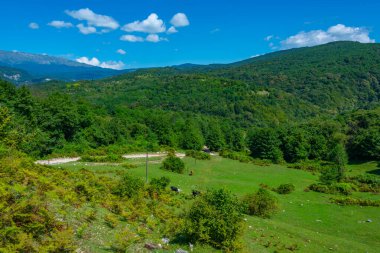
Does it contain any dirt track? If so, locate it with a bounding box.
[35,152,186,165]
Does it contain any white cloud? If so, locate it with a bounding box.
[76,56,125,70]
[120,34,144,42]
[99,60,125,70]
[48,20,73,28]
[120,34,166,43]
[77,24,97,34]
[170,13,189,27]
[29,22,39,29]
[65,8,119,30]
[167,26,178,34]
[122,13,166,34]
[251,54,263,58]
[117,49,126,55]
[146,34,167,43]
[265,35,273,41]
[281,24,375,49]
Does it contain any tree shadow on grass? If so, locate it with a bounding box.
[366,169,380,176]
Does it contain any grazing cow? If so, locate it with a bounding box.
[171,186,181,193]
[192,190,201,197]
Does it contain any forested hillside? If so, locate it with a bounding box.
[209,41,380,111]
[0,42,378,162]
[32,42,380,122]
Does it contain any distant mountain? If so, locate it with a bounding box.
[0,50,129,84]
[0,65,34,83]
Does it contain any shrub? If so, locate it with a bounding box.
[84,209,97,222]
[121,163,138,169]
[275,183,295,194]
[76,224,88,239]
[112,227,141,252]
[242,188,278,218]
[184,188,243,251]
[104,213,119,228]
[344,175,380,193]
[185,150,211,160]
[113,173,144,198]
[330,197,380,207]
[287,161,323,172]
[150,176,170,191]
[331,182,357,195]
[320,166,344,184]
[307,183,330,193]
[161,155,185,174]
[219,150,271,166]
[308,182,357,195]
[80,154,125,163]
[74,183,94,201]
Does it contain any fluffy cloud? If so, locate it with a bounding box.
[29,22,39,29]
[122,13,166,34]
[66,8,119,30]
[146,34,167,43]
[76,56,125,70]
[48,20,73,28]
[116,49,127,55]
[281,24,375,49]
[120,34,166,43]
[77,24,97,34]
[170,13,189,27]
[120,34,144,42]
[167,26,178,34]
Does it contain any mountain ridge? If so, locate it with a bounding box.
[0,50,131,84]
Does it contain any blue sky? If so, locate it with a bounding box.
[0,0,379,69]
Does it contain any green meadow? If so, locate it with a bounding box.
[54,156,380,253]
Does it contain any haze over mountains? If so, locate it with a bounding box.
[0,50,126,84]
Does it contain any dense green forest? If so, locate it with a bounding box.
[1,78,379,161]
[5,42,377,161]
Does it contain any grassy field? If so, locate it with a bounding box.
[54,156,380,253]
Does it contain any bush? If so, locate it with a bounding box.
[121,162,138,169]
[344,175,380,193]
[184,188,243,251]
[104,213,119,228]
[307,183,330,193]
[331,182,357,195]
[320,166,344,184]
[161,155,185,174]
[287,161,323,172]
[330,197,380,207]
[80,154,125,163]
[185,150,211,160]
[242,188,278,218]
[219,150,271,166]
[308,182,356,195]
[150,176,170,191]
[275,183,295,194]
[149,176,170,197]
[113,173,144,198]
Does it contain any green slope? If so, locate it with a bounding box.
[31,42,380,125]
